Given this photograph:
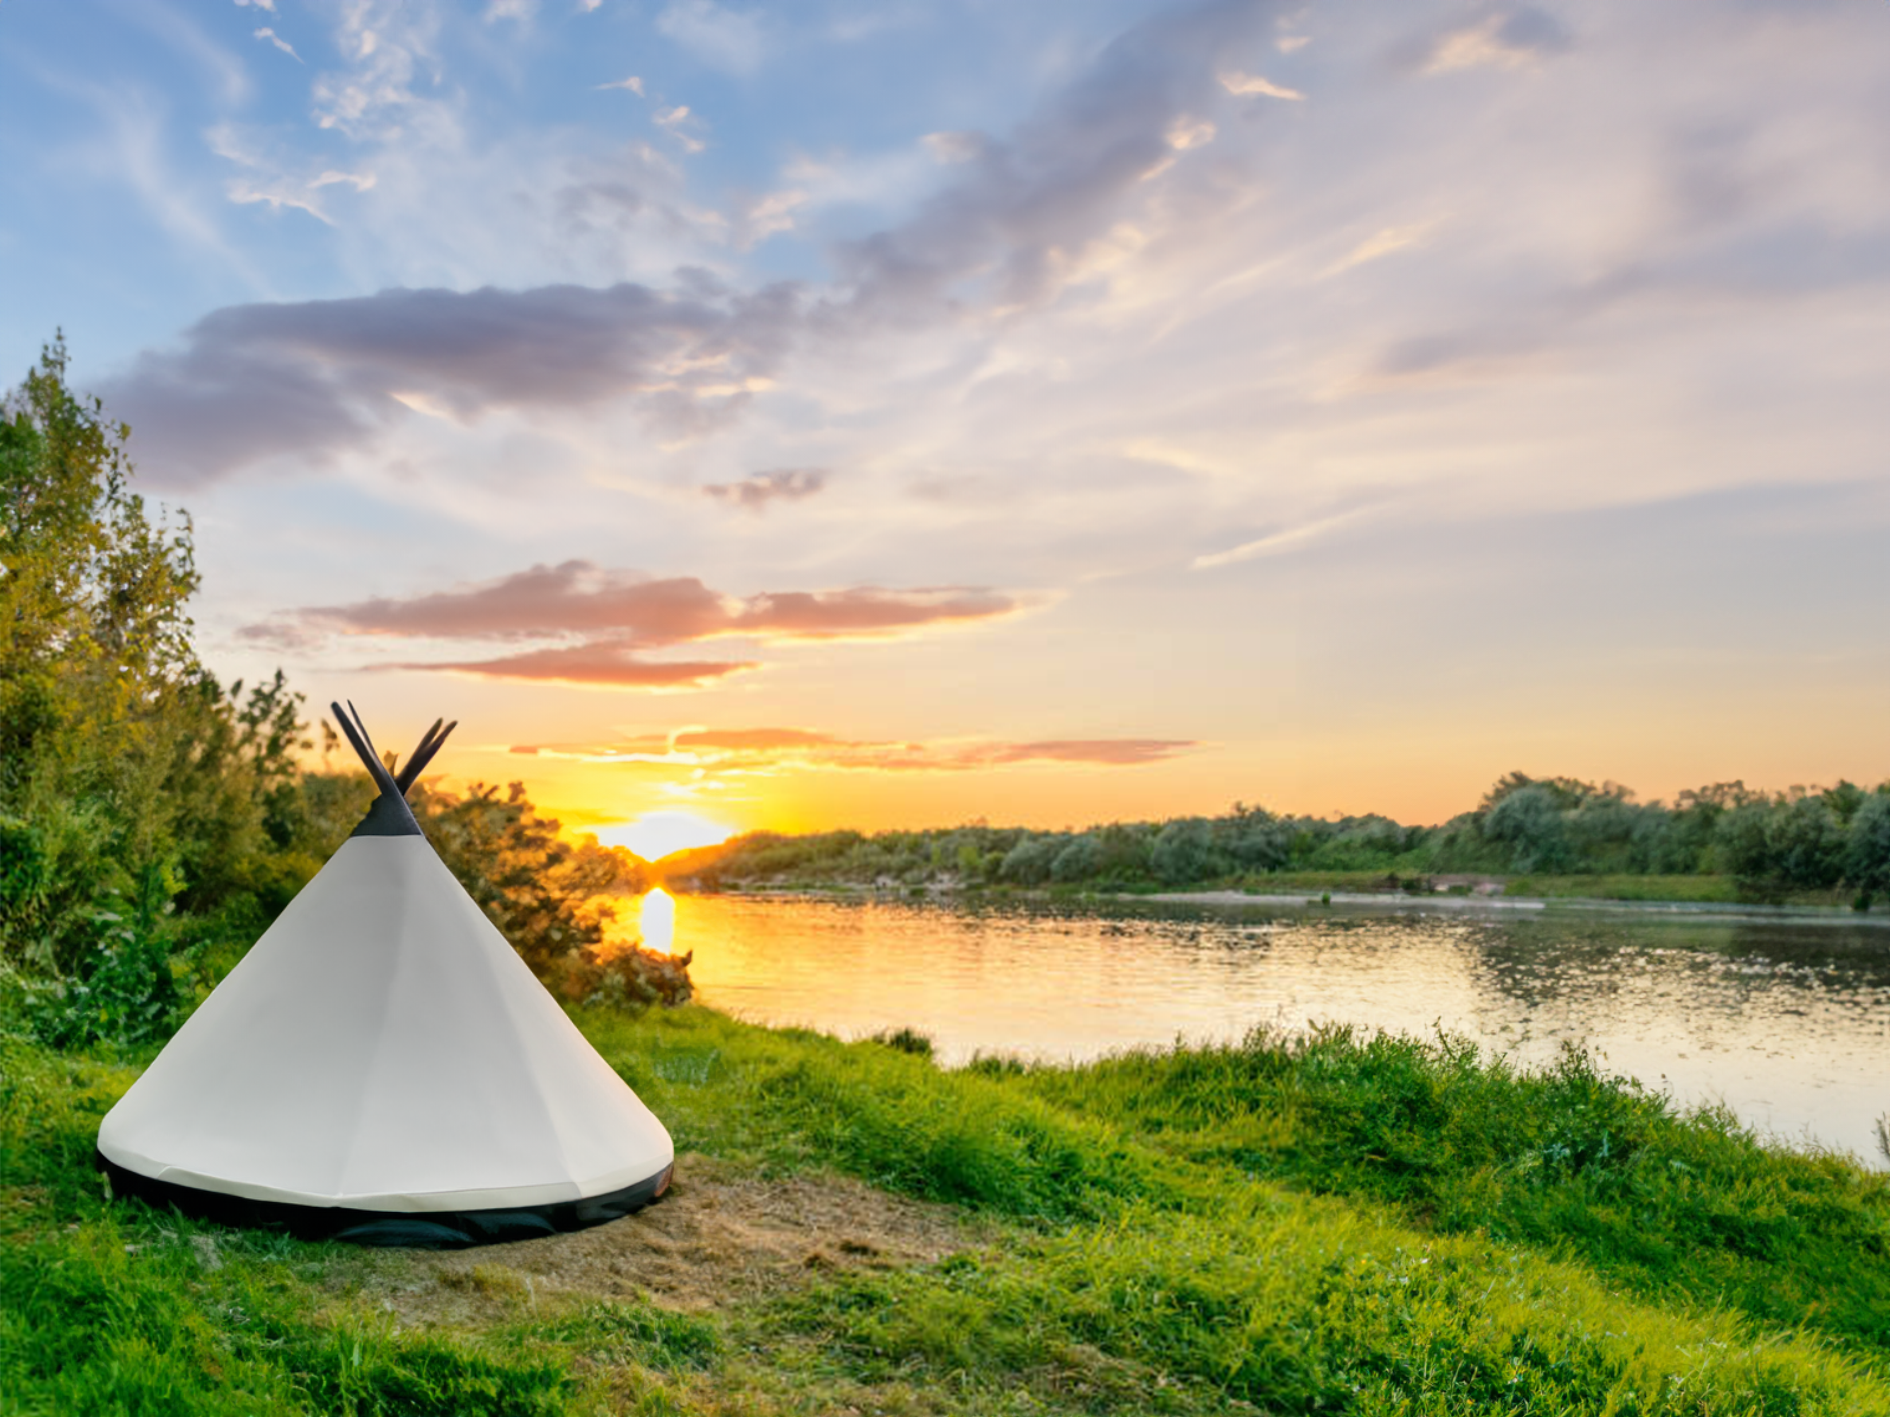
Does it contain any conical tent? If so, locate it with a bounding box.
[96,703,674,1247]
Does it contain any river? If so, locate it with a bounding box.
[633,889,1890,1167]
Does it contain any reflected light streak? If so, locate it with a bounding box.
[638,888,676,957]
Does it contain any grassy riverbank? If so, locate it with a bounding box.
[5,1008,1888,1414]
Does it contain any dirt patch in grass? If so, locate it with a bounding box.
[339,1153,994,1328]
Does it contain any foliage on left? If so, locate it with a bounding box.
[0,339,687,1050]
[0,338,318,1048]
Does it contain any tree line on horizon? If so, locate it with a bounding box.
[0,341,679,1052]
[673,769,1890,906]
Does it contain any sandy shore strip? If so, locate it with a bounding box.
[1139,889,1890,927]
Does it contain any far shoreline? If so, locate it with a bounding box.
[664,879,1890,927]
[1138,888,1890,927]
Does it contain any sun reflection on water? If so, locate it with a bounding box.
[638,888,676,956]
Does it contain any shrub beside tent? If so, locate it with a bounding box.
[96,705,675,1248]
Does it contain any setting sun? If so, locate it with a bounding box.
[594,811,735,863]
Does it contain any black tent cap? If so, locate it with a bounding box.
[332,702,455,839]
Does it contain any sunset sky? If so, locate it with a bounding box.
[5,0,1889,853]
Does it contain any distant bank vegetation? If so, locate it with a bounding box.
[667,772,1890,908]
[0,342,680,1053]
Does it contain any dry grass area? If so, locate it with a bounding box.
[332,1152,995,1329]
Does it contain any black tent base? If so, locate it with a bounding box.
[97,1151,672,1249]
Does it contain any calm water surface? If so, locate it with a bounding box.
[641,891,1890,1166]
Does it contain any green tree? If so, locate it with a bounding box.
[1844,790,1890,908]
[1717,795,1846,902]
[1152,818,1219,885]
[1483,785,1573,874]
[999,834,1063,885]
[0,338,201,977]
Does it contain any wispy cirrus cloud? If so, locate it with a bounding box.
[101,0,1278,486]
[1408,6,1572,74]
[514,726,1202,771]
[655,0,765,75]
[702,467,826,509]
[240,559,1021,687]
[1219,70,1303,100]
[252,27,302,61]
[829,0,1273,314]
[652,103,708,154]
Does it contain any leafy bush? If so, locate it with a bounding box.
[409,779,683,1008]
[0,343,691,1049]
[1720,795,1849,900]
[1848,790,1890,907]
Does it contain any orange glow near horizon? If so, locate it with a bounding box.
[447,682,1890,849]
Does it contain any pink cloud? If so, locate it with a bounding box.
[273,561,1014,644]
[391,641,756,688]
[702,467,826,509]
[248,559,1021,688]
[519,727,1201,771]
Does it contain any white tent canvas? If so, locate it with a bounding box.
[96,704,674,1247]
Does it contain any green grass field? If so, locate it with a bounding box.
[4,1008,1887,1414]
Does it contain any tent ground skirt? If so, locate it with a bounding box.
[97,1151,673,1249]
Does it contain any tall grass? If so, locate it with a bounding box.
[6,1011,1889,1413]
[1011,1024,1890,1353]
[0,1041,574,1415]
[774,1198,1885,1414]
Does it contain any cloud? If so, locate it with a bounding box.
[596,75,644,94]
[1166,116,1218,151]
[829,0,1274,313]
[982,739,1200,766]
[290,564,729,641]
[702,467,826,508]
[1193,507,1373,569]
[734,586,1014,638]
[732,188,805,246]
[233,0,277,10]
[521,727,1203,771]
[399,642,754,687]
[311,1,445,141]
[670,727,839,750]
[253,26,301,60]
[653,104,707,154]
[922,131,984,165]
[1219,70,1304,100]
[1319,220,1440,278]
[242,560,1020,686]
[207,124,376,225]
[103,280,801,484]
[656,0,765,74]
[1415,7,1572,74]
[103,0,1283,485]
